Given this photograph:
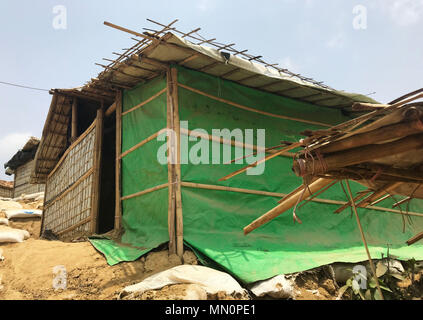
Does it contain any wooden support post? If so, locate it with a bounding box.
[71,98,78,142]
[91,108,104,233]
[115,91,123,231]
[171,67,184,258]
[166,69,176,254]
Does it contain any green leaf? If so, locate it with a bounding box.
[379,285,392,293]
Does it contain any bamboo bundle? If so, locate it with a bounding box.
[293,133,423,177]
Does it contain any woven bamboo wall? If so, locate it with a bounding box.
[0,186,13,198]
[42,123,97,237]
[14,160,46,197]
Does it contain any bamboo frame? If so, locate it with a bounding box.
[170,67,184,258]
[91,108,104,233]
[115,91,123,230]
[177,83,332,127]
[119,130,164,159]
[121,183,169,201]
[121,88,167,116]
[166,68,176,254]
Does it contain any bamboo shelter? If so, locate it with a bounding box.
[4,137,45,198]
[31,19,423,284]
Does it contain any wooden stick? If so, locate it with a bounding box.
[392,196,412,209]
[351,102,390,111]
[345,180,384,300]
[115,91,122,230]
[357,182,402,208]
[180,128,295,158]
[177,83,332,127]
[166,68,176,255]
[71,98,78,142]
[219,142,301,181]
[105,101,117,117]
[181,182,287,198]
[171,67,184,258]
[406,231,423,246]
[91,108,104,233]
[119,130,164,159]
[243,178,333,235]
[57,217,92,236]
[334,190,370,214]
[121,183,169,201]
[121,88,167,116]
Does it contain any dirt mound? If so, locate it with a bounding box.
[0,237,202,300]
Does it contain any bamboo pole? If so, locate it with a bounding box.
[293,133,423,177]
[243,178,334,235]
[357,182,402,208]
[219,142,302,181]
[119,130,163,159]
[91,108,104,233]
[318,119,423,154]
[177,83,332,127]
[345,180,384,300]
[121,183,169,201]
[71,98,78,142]
[115,91,123,230]
[406,231,423,246]
[171,67,184,258]
[122,88,167,116]
[334,190,370,214]
[166,68,176,254]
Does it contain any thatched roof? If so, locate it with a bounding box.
[4,137,40,173]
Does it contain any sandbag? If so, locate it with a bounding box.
[249,275,295,299]
[0,226,30,243]
[0,200,22,211]
[120,265,247,299]
[4,209,42,220]
[0,218,9,226]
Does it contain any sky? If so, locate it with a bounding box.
[0,0,422,181]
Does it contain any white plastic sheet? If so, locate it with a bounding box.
[120,265,247,299]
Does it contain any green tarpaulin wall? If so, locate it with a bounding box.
[90,65,423,284]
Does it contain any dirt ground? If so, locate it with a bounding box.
[1,216,421,300]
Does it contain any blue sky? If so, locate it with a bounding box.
[0,0,422,180]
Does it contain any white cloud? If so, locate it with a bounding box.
[325,32,346,49]
[380,0,423,26]
[197,0,215,12]
[0,132,32,169]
